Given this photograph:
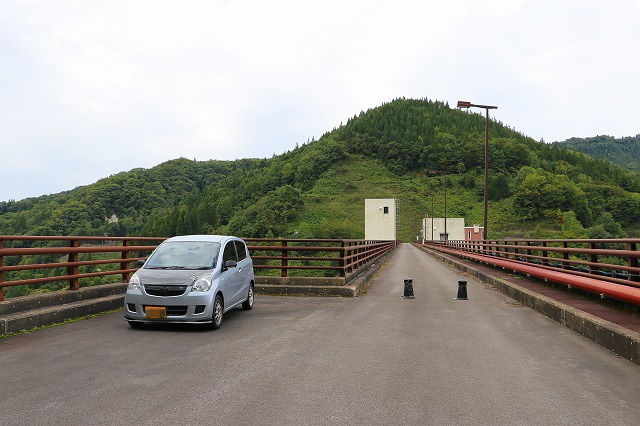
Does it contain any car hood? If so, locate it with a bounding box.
[136,268,212,286]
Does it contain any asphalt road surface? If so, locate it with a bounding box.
[1,243,640,425]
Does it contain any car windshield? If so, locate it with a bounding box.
[145,241,220,270]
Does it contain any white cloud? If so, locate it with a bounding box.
[0,0,639,201]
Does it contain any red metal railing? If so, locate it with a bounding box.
[0,236,396,301]
[0,236,164,301]
[244,238,396,280]
[419,239,640,306]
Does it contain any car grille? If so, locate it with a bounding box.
[143,305,188,316]
[144,285,188,296]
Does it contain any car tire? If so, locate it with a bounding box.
[242,284,254,310]
[209,294,224,330]
[128,321,144,329]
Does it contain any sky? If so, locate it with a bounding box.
[1,0,638,202]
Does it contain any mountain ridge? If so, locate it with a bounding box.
[1,98,639,241]
[552,135,640,172]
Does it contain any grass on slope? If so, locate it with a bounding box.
[296,157,520,241]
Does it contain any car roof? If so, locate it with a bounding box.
[163,235,241,244]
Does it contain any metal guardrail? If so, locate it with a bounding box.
[0,236,164,301]
[0,236,396,301]
[244,238,395,278]
[419,239,640,306]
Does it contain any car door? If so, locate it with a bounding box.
[233,239,252,293]
[221,240,243,308]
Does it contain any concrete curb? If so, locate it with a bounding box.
[256,284,359,297]
[418,245,640,366]
[1,294,124,335]
[1,283,128,334]
[255,250,393,297]
[0,282,127,316]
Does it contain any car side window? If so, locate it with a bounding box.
[234,240,247,261]
[222,242,237,264]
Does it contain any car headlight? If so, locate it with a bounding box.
[192,274,212,292]
[127,273,142,291]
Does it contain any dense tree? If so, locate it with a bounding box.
[513,168,586,219]
[224,185,304,237]
[560,211,588,239]
[488,173,511,201]
[587,212,624,239]
[553,135,640,172]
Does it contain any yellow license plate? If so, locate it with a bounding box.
[145,306,167,319]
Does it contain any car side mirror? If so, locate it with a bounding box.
[136,259,145,267]
[223,260,238,270]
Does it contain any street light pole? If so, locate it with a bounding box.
[457,101,497,240]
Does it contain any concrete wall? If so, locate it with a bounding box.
[365,199,396,241]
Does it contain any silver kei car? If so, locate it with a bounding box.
[124,235,255,329]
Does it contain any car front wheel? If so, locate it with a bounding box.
[242,284,254,310]
[209,294,224,330]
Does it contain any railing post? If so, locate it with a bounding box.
[338,241,345,277]
[0,239,4,302]
[629,242,639,282]
[589,241,598,274]
[517,241,524,260]
[280,239,288,278]
[541,242,549,266]
[562,241,570,270]
[121,240,130,282]
[68,239,80,291]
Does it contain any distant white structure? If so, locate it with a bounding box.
[365,198,397,241]
[422,217,465,241]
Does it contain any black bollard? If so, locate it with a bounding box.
[403,277,415,299]
[455,280,468,300]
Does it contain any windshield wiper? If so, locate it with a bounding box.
[146,265,210,270]
[146,266,188,270]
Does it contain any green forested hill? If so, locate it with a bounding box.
[552,135,640,172]
[2,98,640,241]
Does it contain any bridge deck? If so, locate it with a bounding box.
[1,243,639,425]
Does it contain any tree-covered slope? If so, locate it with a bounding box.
[552,135,640,172]
[2,98,640,241]
[0,158,258,236]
